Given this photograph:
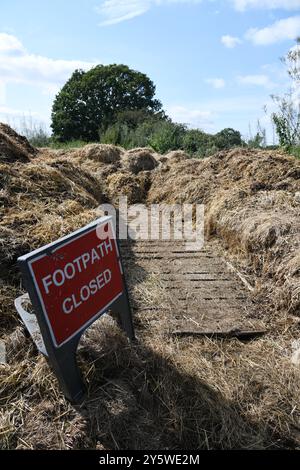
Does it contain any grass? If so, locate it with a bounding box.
[289,146,300,159]
[47,140,91,150]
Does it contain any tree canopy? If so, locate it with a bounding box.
[214,128,242,149]
[51,64,162,141]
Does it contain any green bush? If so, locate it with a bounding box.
[148,121,187,154]
[271,41,300,148]
[183,129,207,155]
[182,129,217,157]
[28,128,51,147]
[289,146,300,159]
[105,119,187,154]
[272,97,300,147]
[100,115,245,158]
[247,120,267,148]
[100,109,167,148]
[101,123,132,147]
[17,118,50,147]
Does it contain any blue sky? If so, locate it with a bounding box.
[0,0,299,142]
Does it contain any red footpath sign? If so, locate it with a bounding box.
[17,216,134,403]
[24,217,123,347]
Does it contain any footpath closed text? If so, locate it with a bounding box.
[41,238,113,314]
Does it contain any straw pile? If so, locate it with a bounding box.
[0,123,37,164]
[121,148,158,174]
[107,171,152,204]
[1,125,300,450]
[75,143,123,164]
[149,148,300,315]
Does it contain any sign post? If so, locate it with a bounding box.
[16,216,134,404]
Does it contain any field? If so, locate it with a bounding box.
[0,123,300,449]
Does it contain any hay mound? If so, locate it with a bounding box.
[0,226,31,277]
[76,144,123,164]
[0,152,108,281]
[0,123,37,163]
[47,158,105,204]
[107,171,151,204]
[276,253,300,314]
[164,150,189,163]
[2,133,300,450]
[122,148,158,174]
[148,148,300,314]
[126,147,155,155]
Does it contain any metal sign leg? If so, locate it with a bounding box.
[48,337,86,404]
[111,293,135,341]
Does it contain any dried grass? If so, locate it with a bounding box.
[0,283,20,334]
[107,171,151,204]
[122,148,158,174]
[0,151,109,293]
[149,148,300,314]
[164,150,190,163]
[0,123,36,164]
[276,253,300,315]
[75,144,123,164]
[1,127,300,449]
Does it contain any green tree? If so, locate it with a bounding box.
[112,108,166,130]
[51,64,162,142]
[214,128,243,150]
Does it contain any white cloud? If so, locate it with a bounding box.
[0,33,25,55]
[195,96,273,118]
[232,0,300,11]
[167,104,214,129]
[0,106,40,117]
[97,0,300,25]
[0,33,97,95]
[205,78,226,88]
[221,35,242,48]
[245,15,300,45]
[237,74,277,88]
[0,107,51,135]
[0,106,42,128]
[261,62,287,79]
[0,82,6,105]
[96,0,202,26]
[166,96,277,137]
[96,0,150,25]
